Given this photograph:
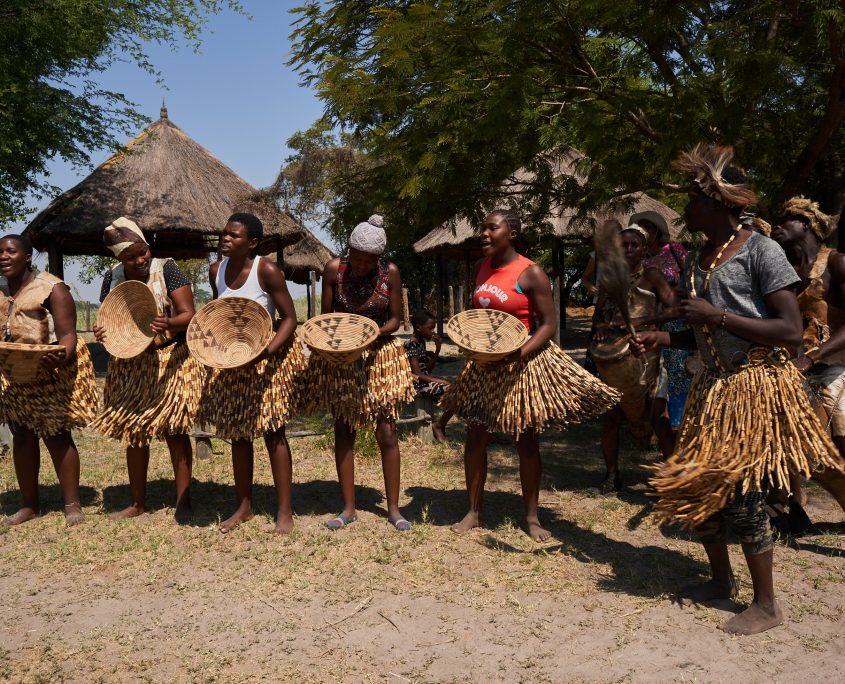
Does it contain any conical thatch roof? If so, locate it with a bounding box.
[414,151,681,257]
[277,225,335,284]
[23,106,302,258]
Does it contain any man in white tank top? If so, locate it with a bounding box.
[208,213,300,535]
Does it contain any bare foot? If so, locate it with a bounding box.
[451,511,480,533]
[220,506,254,534]
[525,517,552,542]
[174,502,192,526]
[110,503,145,521]
[720,601,783,635]
[1,507,40,526]
[274,513,294,535]
[678,577,738,606]
[432,422,447,444]
[64,503,85,527]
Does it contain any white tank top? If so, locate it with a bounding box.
[215,256,275,318]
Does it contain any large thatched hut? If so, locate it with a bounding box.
[278,225,334,285]
[23,105,302,276]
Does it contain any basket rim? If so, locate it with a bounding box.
[445,309,528,356]
[0,341,58,353]
[301,312,379,355]
[186,296,274,369]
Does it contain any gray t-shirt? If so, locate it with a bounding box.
[682,231,799,372]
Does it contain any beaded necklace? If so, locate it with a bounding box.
[688,229,739,373]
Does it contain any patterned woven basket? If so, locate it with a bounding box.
[187,297,273,369]
[301,313,379,366]
[0,341,58,384]
[95,280,158,359]
[446,309,528,363]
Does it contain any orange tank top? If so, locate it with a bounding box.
[472,254,536,330]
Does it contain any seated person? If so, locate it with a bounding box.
[405,310,454,443]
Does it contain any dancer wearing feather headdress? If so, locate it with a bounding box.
[634,144,843,635]
[441,210,619,541]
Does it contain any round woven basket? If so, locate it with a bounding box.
[446,309,528,363]
[301,313,379,366]
[187,297,273,369]
[0,341,58,384]
[96,280,158,359]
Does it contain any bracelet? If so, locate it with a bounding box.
[719,309,728,328]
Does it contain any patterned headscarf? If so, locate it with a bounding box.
[104,217,147,257]
[782,196,836,240]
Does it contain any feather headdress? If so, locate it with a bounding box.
[782,196,835,240]
[672,144,758,209]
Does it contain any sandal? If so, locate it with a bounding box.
[389,515,412,532]
[325,513,358,530]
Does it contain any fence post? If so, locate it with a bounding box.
[85,301,91,331]
[402,287,410,332]
[457,285,465,313]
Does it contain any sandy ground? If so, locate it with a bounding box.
[1,315,844,682]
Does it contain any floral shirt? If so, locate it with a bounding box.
[646,242,688,288]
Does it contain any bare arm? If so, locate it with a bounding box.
[634,268,682,327]
[151,284,195,335]
[259,259,297,355]
[518,264,556,358]
[409,353,449,385]
[43,283,78,368]
[209,261,220,298]
[798,253,845,370]
[320,258,340,315]
[380,263,402,336]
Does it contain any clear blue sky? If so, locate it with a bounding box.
[15,0,329,300]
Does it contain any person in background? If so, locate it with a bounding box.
[405,309,454,442]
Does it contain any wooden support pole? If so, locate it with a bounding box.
[308,270,317,319]
[402,287,410,332]
[435,253,445,336]
[85,301,91,331]
[552,241,563,343]
[448,285,455,320]
[457,285,465,313]
[47,243,64,280]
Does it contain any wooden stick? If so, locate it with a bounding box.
[402,287,410,332]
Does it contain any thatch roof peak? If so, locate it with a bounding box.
[23,111,301,259]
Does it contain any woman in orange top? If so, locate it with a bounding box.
[441,210,619,541]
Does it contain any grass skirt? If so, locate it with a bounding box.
[299,337,415,430]
[91,341,206,447]
[198,335,307,441]
[647,348,845,528]
[440,341,620,435]
[0,339,98,437]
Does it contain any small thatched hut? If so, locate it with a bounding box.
[23,105,302,276]
[413,151,682,334]
[278,225,334,285]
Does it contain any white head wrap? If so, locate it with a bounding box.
[349,214,387,255]
[621,223,650,243]
[104,217,147,257]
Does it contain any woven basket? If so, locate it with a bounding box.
[187,297,273,369]
[446,309,528,363]
[96,280,158,359]
[0,341,58,384]
[301,313,379,366]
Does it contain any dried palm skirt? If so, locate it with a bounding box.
[199,336,306,441]
[648,349,845,528]
[91,341,206,447]
[299,337,415,429]
[440,341,620,435]
[0,339,98,437]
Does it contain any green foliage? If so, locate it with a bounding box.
[288,0,845,239]
[0,0,244,224]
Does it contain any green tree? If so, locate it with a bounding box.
[0,0,243,223]
[289,1,845,237]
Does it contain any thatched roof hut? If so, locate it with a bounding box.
[278,225,334,284]
[414,151,681,258]
[23,105,302,272]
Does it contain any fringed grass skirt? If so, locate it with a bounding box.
[0,339,98,437]
[91,341,206,447]
[299,337,415,430]
[440,341,620,435]
[647,348,845,528]
[198,336,307,441]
